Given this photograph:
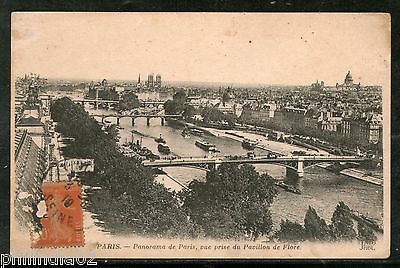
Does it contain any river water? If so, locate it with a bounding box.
[67,91,383,229]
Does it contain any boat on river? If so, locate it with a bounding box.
[242,138,258,150]
[154,134,166,144]
[275,181,301,195]
[130,141,160,160]
[195,140,218,152]
[181,128,191,138]
[158,143,171,154]
[190,128,204,136]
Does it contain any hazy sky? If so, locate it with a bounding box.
[12,13,390,86]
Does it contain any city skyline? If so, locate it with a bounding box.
[12,13,390,86]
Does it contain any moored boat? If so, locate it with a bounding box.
[181,128,191,138]
[275,181,301,195]
[154,134,166,144]
[130,140,160,160]
[195,140,218,152]
[190,128,204,136]
[158,143,171,154]
[242,138,257,150]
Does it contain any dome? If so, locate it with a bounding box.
[344,71,353,86]
[345,71,353,80]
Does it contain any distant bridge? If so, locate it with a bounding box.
[91,113,182,126]
[73,98,119,104]
[143,155,366,177]
[71,98,166,108]
[39,93,167,108]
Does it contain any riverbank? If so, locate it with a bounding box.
[339,168,383,186]
[174,119,384,187]
[181,121,325,156]
[316,163,383,186]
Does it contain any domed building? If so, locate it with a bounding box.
[344,71,353,86]
[336,71,362,90]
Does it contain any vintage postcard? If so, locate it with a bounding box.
[10,12,390,259]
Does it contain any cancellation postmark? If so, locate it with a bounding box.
[33,181,84,248]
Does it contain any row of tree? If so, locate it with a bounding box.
[164,90,196,118]
[200,107,238,127]
[238,115,382,155]
[275,202,377,242]
[87,87,119,101]
[180,163,278,240]
[164,90,238,127]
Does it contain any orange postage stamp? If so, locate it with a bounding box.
[33,181,84,248]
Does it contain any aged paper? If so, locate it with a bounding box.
[10,12,390,259]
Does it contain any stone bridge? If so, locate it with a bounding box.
[143,155,366,178]
[91,113,182,126]
[71,98,166,109]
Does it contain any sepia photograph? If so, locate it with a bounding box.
[10,12,390,259]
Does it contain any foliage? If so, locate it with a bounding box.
[163,99,179,115]
[118,91,140,111]
[164,90,187,115]
[163,90,198,120]
[182,104,197,119]
[87,87,119,100]
[304,206,333,241]
[181,163,278,240]
[201,107,237,126]
[275,220,306,242]
[357,221,377,243]
[173,89,187,104]
[239,110,381,154]
[276,202,379,243]
[222,91,231,103]
[330,201,357,241]
[103,124,119,141]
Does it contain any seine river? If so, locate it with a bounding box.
[70,91,383,229]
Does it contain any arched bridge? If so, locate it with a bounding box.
[142,155,367,177]
[91,113,182,126]
[71,98,166,109]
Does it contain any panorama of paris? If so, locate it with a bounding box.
[14,73,384,234]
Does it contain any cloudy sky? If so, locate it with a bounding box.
[12,13,390,86]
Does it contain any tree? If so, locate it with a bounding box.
[164,90,189,115]
[222,91,231,104]
[330,201,357,241]
[164,99,181,115]
[88,87,119,100]
[104,124,119,141]
[182,104,196,119]
[181,163,278,240]
[357,221,377,243]
[304,206,332,241]
[276,219,306,242]
[118,91,140,111]
[201,107,238,127]
[173,90,187,104]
